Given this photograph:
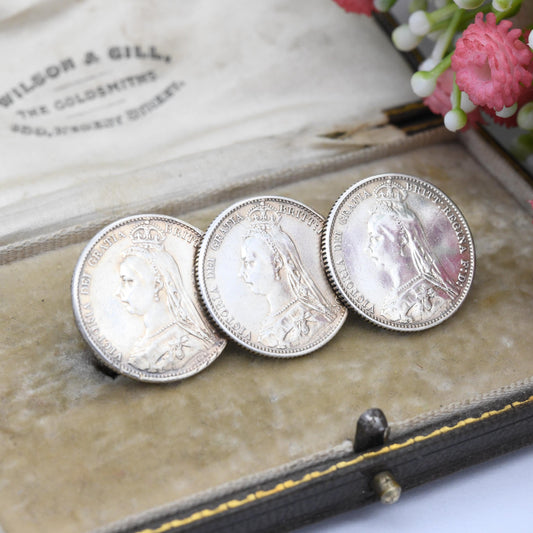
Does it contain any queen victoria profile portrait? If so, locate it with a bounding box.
[366,179,458,324]
[239,201,338,349]
[116,221,221,373]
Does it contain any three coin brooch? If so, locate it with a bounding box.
[72,174,475,381]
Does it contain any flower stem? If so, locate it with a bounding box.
[429,2,460,26]
[431,9,463,61]
[430,4,490,34]
[431,52,453,78]
[451,76,462,110]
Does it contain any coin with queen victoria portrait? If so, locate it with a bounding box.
[322,174,475,331]
[196,196,348,357]
[72,214,226,382]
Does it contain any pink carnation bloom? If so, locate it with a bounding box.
[483,77,533,128]
[332,0,375,16]
[424,68,483,131]
[485,31,533,127]
[452,13,533,112]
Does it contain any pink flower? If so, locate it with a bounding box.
[481,47,533,128]
[452,13,533,112]
[424,68,483,131]
[483,78,533,128]
[331,0,375,16]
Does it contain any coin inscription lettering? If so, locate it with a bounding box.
[197,197,347,356]
[72,215,226,382]
[323,174,475,331]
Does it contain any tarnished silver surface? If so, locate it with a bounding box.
[323,174,475,331]
[196,196,347,357]
[72,215,226,382]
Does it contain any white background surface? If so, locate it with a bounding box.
[295,444,533,533]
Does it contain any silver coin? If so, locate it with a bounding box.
[323,174,475,331]
[72,215,226,382]
[196,196,348,357]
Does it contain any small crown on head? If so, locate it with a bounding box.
[374,179,407,203]
[130,221,165,249]
[248,200,279,231]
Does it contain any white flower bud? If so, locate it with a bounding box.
[517,103,533,131]
[392,24,422,51]
[460,92,477,114]
[411,71,437,97]
[529,31,533,51]
[495,103,517,118]
[444,109,467,132]
[492,0,512,12]
[409,11,431,36]
[453,0,485,8]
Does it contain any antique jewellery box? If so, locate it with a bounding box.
[1,2,532,532]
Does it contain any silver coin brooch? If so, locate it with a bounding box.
[72,214,226,382]
[196,196,348,356]
[322,174,475,331]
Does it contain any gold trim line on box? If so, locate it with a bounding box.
[135,395,533,533]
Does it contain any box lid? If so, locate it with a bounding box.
[0,0,415,246]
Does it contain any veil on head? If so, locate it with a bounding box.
[124,221,214,342]
[372,180,458,298]
[245,201,336,321]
